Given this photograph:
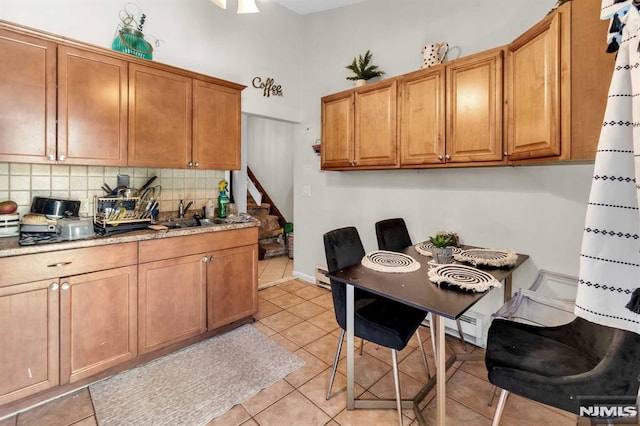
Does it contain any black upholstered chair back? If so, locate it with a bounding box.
[324,226,365,272]
[486,316,640,415]
[375,218,412,252]
[323,227,366,331]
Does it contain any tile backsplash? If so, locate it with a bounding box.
[0,163,226,218]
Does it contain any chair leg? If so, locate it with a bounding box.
[455,319,467,352]
[487,384,498,406]
[326,329,345,400]
[414,328,431,378]
[360,337,364,355]
[391,349,403,426]
[492,389,509,426]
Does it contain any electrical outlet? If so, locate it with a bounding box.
[302,186,312,197]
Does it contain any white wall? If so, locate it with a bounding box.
[294,0,593,300]
[246,116,294,221]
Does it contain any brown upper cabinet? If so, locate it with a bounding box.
[128,66,243,170]
[193,80,242,170]
[321,79,398,170]
[128,64,193,169]
[0,21,244,170]
[58,45,128,166]
[322,0,612,171]
[0,28,56,164]
[446,48,503,165]
[399,48,503,167]
[505,0,612,163]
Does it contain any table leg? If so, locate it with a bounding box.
[346,283,355,410]
[434,314,446,426]
[504,275,513,303]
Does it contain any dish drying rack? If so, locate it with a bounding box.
[93,196,154,235]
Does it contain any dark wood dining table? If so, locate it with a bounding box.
[326,244,529,426]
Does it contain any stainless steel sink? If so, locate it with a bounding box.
[157,217,228,229]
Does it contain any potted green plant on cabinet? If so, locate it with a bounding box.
[346,50,385,87]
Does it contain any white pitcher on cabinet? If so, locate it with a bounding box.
[421,42,449,69]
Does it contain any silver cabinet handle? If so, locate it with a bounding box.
[188,162,193,167]
[194,162,199,167]
[437,155,444,161]
[61,282,70,291]
[58,154,66,161]
[49,283,59,291]
[47,154,56,161]
[202,256,213,263]
[503,152,510,157]
[47,261,72,268]
[445,154,451,160]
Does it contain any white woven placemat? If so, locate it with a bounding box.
[428,264,501,292]
[361,250,421,273]
[454,248,517,268]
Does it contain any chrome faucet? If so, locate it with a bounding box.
[178,200,193,218]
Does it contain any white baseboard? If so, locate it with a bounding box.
[293,270,315,284]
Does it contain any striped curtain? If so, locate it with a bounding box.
[574,0,640,334]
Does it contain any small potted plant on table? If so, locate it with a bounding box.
[430,234,453,264]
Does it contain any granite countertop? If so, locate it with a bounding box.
[0,219,260,258]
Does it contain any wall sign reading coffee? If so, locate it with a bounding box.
[252,77,283,97]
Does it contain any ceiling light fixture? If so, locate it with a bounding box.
[211,0,259,14]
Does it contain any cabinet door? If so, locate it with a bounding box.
[0,29,56,164]
[128,64,192,168]
[446,48,504,163]
[506,12,562,161]
[138,254,207,354]
[57,46,128,166]
[59,266,137,384]
[321,91,354,169]
[399,68,446,165]
[0,280,59,405]
[193,80,241,170]
[207,244,258,330]
[354,80,398,168]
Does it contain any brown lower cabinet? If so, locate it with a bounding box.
[137,228,259,354]
[0,228,258,409]
[0,244,138,406]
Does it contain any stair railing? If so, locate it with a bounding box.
[247,167,288,229]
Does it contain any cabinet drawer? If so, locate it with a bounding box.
[139,228,258,263]
[0,242,138,287]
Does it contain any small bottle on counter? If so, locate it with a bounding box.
[205,199,214,218]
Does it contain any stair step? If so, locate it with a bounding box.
[260,241,287,259]
[259,235,283,245]
[254,214,281,231]
[247,201,270,216]
[259,227,283,240]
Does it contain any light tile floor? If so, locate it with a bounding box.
[0,277,582,426]
[258,255,294,289]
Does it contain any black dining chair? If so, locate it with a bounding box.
[485,316,640,425]
[375,218,468,352]
[324,226,428,426]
